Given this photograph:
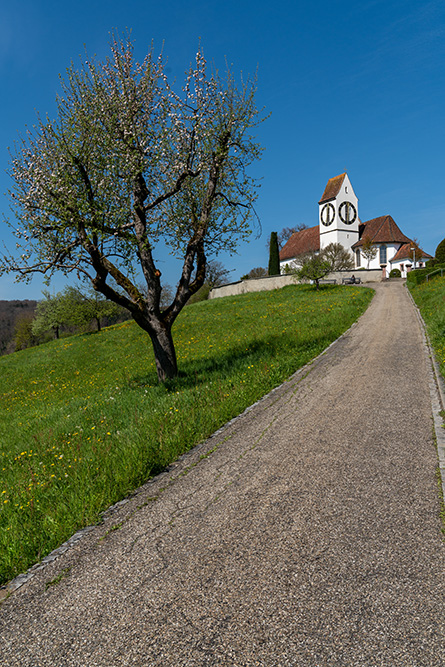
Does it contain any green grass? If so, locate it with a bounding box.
[0,284,373,585]
[409,276,445,382]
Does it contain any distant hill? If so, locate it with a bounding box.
[0,300,37,354]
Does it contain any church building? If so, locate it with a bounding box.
[279,173,431,278]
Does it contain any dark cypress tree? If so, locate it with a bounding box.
[435,238,445,264]
[268,231,280,276]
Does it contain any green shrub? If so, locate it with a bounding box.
[389,268,401,278]
[407,263,445,286]
[406,267,431,286]
[187,283,212,304]
[435,238,445,264]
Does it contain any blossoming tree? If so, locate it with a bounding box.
[1,34,264,381]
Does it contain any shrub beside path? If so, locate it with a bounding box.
[1,281,444,666]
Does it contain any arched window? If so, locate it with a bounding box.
[379,245,387,264]
[356,249,361,267]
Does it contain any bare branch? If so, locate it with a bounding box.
[2,33,266,381]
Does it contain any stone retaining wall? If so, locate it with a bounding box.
[209,269,383,300]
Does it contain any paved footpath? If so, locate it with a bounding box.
[1,281,444,666]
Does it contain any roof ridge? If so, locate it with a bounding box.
[318,173,346,204]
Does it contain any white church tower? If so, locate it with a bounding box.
[318,173,359,253]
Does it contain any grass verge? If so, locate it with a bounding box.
[409,276,445,383]
[0,284,373,584]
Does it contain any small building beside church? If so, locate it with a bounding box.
[279,173,431,278]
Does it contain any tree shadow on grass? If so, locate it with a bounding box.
[126,331,329,394]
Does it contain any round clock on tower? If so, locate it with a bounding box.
[318,173,359,253]
[320,203,335,226]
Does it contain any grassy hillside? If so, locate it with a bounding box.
[409,276,445,381]
[0,284,373,585]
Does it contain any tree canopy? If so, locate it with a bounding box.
[1,34,265,381]
[360,236,378,269]
[295,253,331,290]
[435,237,445,264]
[240,267,267,280]
[268,231,280,275]
[322,243,354,272]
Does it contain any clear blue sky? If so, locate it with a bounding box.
[1,0,444,299]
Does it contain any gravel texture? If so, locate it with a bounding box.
[1,281,444,666]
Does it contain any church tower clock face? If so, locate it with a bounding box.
[339,201,357,225]
[320,203,335,226]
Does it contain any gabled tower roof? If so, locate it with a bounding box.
[318,173,346,204]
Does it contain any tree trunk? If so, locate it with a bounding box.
[148,321,178,382]
[96,317,101,332]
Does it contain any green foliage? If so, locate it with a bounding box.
[32,286,120,339]
[2,33,265,381]
[32,290,67,339]
[13,315,36,351]
[268,232,280,275]
[409,276,445,383]
[187,283,212,304]
[0,284,373,584]
[406,267,437,286]
[267,226,308,251]
[389,268,401,278]
[61,286,121,331]
[435,238,445,264]
[296,253,331,289]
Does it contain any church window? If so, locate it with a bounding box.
[379,245,387,264]
[356,249,361,267]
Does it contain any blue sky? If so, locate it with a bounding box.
[1,0,445,299]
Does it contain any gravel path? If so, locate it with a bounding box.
[1,281,444,666]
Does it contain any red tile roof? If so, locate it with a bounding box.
[351,215,411,248]
[318,173,346,204]
[279,225,320,261]
[390,242,432,263]
[279,213,432,264]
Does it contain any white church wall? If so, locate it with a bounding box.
[279,258,301,273]
[389,260,408,278]
[360,243,399,271]
[279,173,424,283]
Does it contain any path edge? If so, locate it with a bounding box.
[0,290,375,601]
[406,284,445,505]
